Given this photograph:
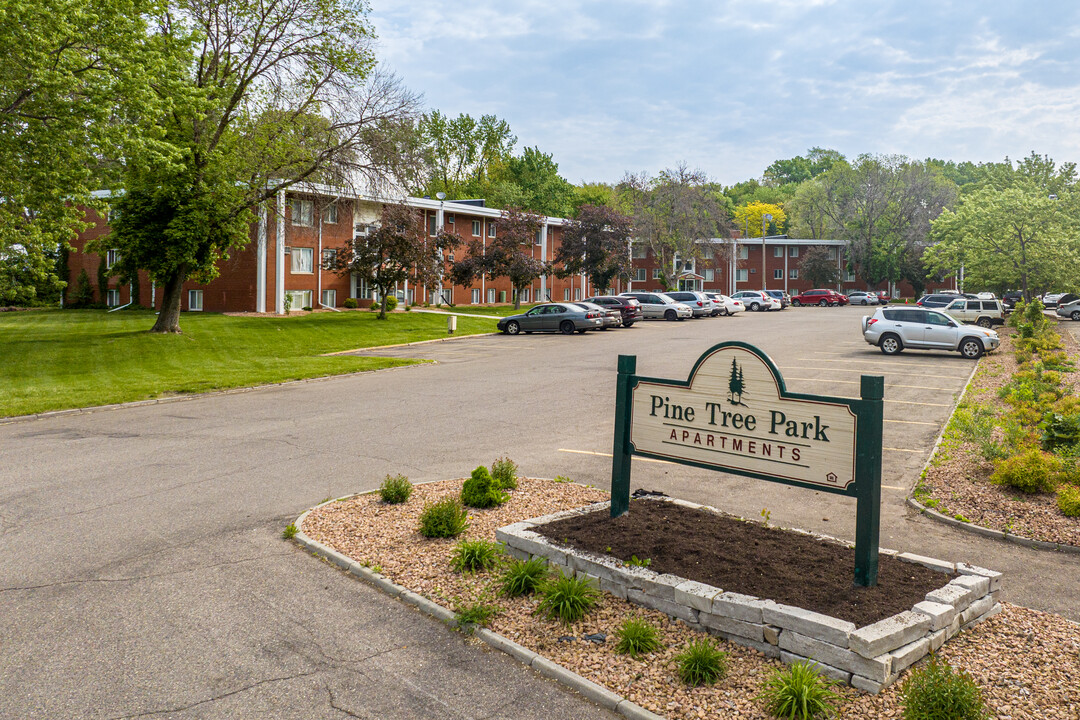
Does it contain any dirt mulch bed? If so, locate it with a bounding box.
[302,477,1080,719]
[918,326,1080,547]
[537,499,945,628]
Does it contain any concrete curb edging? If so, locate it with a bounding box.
[906,347,1080,555]
[291,499,664,720]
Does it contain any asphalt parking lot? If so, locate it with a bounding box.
[2,303,1077,719]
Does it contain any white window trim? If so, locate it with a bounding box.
[789,246,799,257]
[773,246,784,258]
[321,289,336,307]
[106,248,120,269]
[736,269,748,282]
[472,220,481,237]
[106,289,120,307]
[291,247,314,274]
[291,198,314,227]
[187,289,203,311]
[789,269,799,279]
[322,204,338,224]
[487,223,496,238]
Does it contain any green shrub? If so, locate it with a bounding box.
[418,497,469,538]
[900,655,988,720]
[379,474,413,504]
[384,295,398,311]
[614,618,663,659]
[450,539,503,573]
[455,600,499,630]
[535,570,600,625]
[1041,412,1080,451]
[552,475,572,483]
[990,448,1062,493]
[342,297,358,309]
[69,269,96,308]
[757,660,841,719]
[499,557,550,597]
[282,523,298,539]
[461,466,508,509]
[675,639,728,687]
[490,457,519,490]
[1057,485,1080,517]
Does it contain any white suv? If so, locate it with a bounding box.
[862,307,1000,359]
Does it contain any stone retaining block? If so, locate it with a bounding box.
[849,610,931,659]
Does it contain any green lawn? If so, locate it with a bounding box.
[0,309,497,418]
[426,304,539,317]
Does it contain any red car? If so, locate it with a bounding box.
[584,296,644,327]
[791,289,846,307]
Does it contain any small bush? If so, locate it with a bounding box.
[384,295,398,311]
[499,557,550,597]
[990,448,1062,493]
[675,639,728,687]
[282,523,298,539]
[461,465,508,509]
[342,297,358,309]
[455,600,499,630]
[1058,485,1080,517]
[757,660,841,719]
[535,570,600,625]
[418,497,469,538]
[450,539,503,573]
[552,475,572,483]
[490,457,518,490]
[379,474,413,504]
[1041,412,1080,451]
[302,306,312,312]
[614,618,663,659]
[900,655,988,720]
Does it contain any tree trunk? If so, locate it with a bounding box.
[514,286,522,310]
[151,272,184,333]
[379,295,388,319]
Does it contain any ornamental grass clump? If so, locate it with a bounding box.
[1058,485,1080,517]
[614,618,663,659]
[454,600,500,630]
[461,466,509,509]
[535,570,600,625]
[675,638,728,687]
[450,539,503,573]
[499,557,550,597]
[379,473,413,504]
[490,456,518,490]
[757,660,841,719]
[900,655,988,720]
[418,497,469,538]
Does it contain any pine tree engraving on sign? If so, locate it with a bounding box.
[727,358,747,406]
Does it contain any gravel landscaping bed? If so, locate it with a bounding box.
[302,477,1080,719]
[918,326,1080,547]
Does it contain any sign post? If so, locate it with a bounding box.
[609,342,884,587]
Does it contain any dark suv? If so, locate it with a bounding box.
[584,296,643,327]
[917,293,977,308]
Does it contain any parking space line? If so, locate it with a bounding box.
[776,366,968,381]
[783,377,958,391]
[884,419,938,426]
[797,357,974,373]
[885,399,951,407]
[884,447,925,453]
[558,448,676,466]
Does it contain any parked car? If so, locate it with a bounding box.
[874,291,891,305]
[762,290,790,309]
[665,291,714,318]
[584,295,643,327]
[571,301,621,329]
[846,291,880,306]
[942,298,1006,328]
[862,307,1000,358]
[1057,297,1080,321]
[916,293,967,308]
[705,293,744,316]
[1002,291,1023,309]
[731,290,781,312]
[618,292,693,320]
[1042,292,1067,308]
[497,303,604,335]
[975,292,996,300]
[791,289,844,307]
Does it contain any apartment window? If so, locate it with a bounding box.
[472,220,481,237]
[488,223,496,238]
[574,288,581,301]
[634,268,646,282]
[789,246,799,258]
[828,247,838,259]
[187,289,203,311]
[704,269,714,282]
[534,230,543,245]
[738,246,749,260]
[487,288,495,303]
[321,249,336,269]
[291,247,313,273]
[563,288,570,301]
[632,245,647,259]
[845,269,856,282]
[521,288,530,303]
[290,198,313,226]
[447,252,455,263]
[736,269,748,282]
[773,246,784,258]
[427,214,436,237]
[471,288,480,304]
[652,268,661,279]
[106,289,120,307]
[446,213,454,225]
[322,204,338,224]
[287,290,312,310]
[106,248,121,268]
[773,269,783,280]
[321,289,336,307]
[789,269,799,280]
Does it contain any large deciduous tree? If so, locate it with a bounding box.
[329,202,457,319]
[100,0,421,333]
[552,204,633,293]
[415,111,516,200]
[732,201,786,238]
[449,207,544,309]
[798,246,840,288]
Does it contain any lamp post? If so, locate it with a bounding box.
[762,213,772,289]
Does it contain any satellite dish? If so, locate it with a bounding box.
[436,192,446,200]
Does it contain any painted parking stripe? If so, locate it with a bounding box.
[776,366,968,381]
[884,399,951,407]
[783,376,958,392]
[801,356,976,372]
[884,447,925,453]
[884,419,939,426]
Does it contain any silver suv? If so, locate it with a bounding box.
[862,307,1000,359]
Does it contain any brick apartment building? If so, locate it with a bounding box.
[66,185,917,312]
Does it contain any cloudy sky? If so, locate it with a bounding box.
[370,1,1080,187]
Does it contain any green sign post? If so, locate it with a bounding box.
[610,341,884,587]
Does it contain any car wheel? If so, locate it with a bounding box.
[861,299,868,305]
[664,309,677,321]
[720,308,729,316]
[1072,311,1080,321]
[749,302,760,312]
[818,299,827,307]
[976,317,993,329]
[623,321,635,328]
[560,320,575,335]
[960,338,984,359]
[879,334,903,355]
[506,320,520,335]
[792,299,801,307]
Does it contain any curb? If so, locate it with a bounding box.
[906,345,1080,555]
[321,330,500,356]
[291,496,664,720]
